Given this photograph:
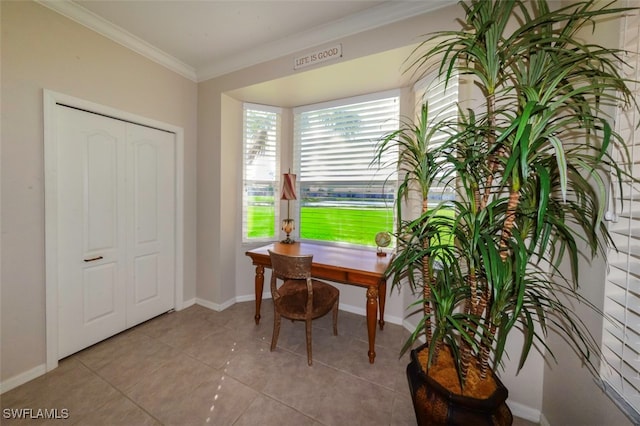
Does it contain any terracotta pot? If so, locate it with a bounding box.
[406,343,513,426]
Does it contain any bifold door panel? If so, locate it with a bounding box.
[56,106,175,358]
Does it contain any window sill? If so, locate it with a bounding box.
[598,379,640,425]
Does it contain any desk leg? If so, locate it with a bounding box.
[254,265,264,325]
[378,280,386,330]
[366,286,378,364]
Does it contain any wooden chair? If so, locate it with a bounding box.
[268,250,339,365]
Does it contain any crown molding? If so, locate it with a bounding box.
[35,0,198,82]
[196,0,456,82]
[36,0,454,83]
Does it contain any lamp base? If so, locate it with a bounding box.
[281,218,295,244]
[281,236,295,244]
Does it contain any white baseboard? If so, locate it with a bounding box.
[0,363,47,395]
[194,294,404,327]
[235,292,271,304]
[338,302,403,326]
[539,412,551,426]
[194,293,271,312]
[180,298,196,309]
[195,297,237,312]
[508,399,541,423]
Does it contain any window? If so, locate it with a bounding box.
[293,91,399,247]
[601,4,640,420]
[242,104,280,242]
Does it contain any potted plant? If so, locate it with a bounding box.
[374,0,638,424]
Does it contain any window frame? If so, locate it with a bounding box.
[292,89,401,248]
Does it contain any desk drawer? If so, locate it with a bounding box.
[347,272,381,286]
[313,266,348,283]
[312,266,380,287]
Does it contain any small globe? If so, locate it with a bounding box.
[375,231,392,248]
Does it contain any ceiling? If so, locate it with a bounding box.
[39,0,455,83]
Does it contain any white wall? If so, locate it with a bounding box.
[0,1,197,387]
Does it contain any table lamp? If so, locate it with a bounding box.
[280,171,296,244]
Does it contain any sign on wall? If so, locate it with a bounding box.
[294,44,342,70]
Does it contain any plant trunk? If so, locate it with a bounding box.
[462,171,487,382]
[476,280,490,369]
[499,189,520,261]
[478,188,520,376]
[460,271,479,381]
[479,322,497,379]
[421,197,433,345]
[473,182,482,213]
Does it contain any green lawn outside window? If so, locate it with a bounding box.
[246,204,393,246]
[247,200,454,247]
[299,207,393,246]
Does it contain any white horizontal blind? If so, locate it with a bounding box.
[414,71,458,208]
[601,4,640,419]
[293,91,399,246]
[242,104,280,242]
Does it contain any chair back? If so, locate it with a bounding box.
[267,249,339,365]
[268,250,313,280]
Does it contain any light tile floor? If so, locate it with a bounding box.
[1,301,539,425]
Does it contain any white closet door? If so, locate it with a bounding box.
[56,105,175,358]
[57,107,128,358]
[125,124,175,326]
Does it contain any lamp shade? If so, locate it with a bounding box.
[280,173,297,200]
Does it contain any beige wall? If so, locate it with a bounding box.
[0,1,197,383]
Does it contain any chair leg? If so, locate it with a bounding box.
[332,298,339,336]
[271,311,281,352]
[305,319,313,365]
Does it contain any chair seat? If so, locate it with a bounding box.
[274,279,339,320]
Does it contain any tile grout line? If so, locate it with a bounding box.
[71,355,166,425]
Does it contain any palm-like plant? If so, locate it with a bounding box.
[374,103,450,347]
[377,0,638,390]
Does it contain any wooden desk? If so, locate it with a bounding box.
[245,242,391,363]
